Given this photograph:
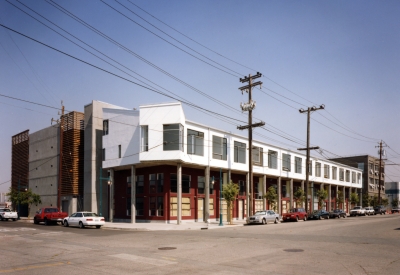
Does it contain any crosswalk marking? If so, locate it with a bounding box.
[110,253,177,266]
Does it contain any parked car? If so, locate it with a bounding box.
[34,207,68,225]
[282,208,308,222]
[309,210,330,220]
[0,208,18,221]
[63,212,105,229]
[248,210,280,225]
[364,207,375,215]
[391,207,400,214]
[329,209,346,219]
[350,206,366,217]
[374,205,386,215]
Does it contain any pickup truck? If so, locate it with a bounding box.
[33,207,68,225]
[0,208,18,221]
[350,206,366,217]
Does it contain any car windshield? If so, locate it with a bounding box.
[312,210,321,214]
[254,211,266,215]
[353,207,361,210]
[289,209,298,213]
[0,209,11,212]
[333,210,340,213]
[83,213,99,217]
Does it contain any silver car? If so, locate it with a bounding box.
[248,210,281,225]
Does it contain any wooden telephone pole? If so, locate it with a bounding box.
[51,101,65,210]
[298,105,324,213]
[375,140,387,204]
[237,72,264,217]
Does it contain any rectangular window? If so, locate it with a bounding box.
[136,197,144,216]
[253,146,263,166]
[357,173,361,184]
[324,164,330,178]
[170,174,177,193]
[127,176,131,195]
[149,174,163,193]
[182,175,191,194]
[163,124,183,151]
[136,175,144,194]
[103,120,109,136]
[239,180,245,196]
[118,145,121,158]
[295,157,302,174]
[141,125,148,152]
[234,141,246,164]
[209,198,214,216]
[187,129,204,156]
[102,148,105,161]
[332,166,337,180]
[212,135,227,160]
[282,153,291,171]
[126,197,131,216]
[149,197,164,216]
[345,170,350,182]
[315,162,321,177]
[268,150,278,169]
[198,176,205,194]
[170,197,190,217]
[351,171,356,183]
[339,168,344,181]
[309,160,313,176]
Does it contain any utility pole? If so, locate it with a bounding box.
[52,101,64,210]
[375,140,387,205]
[237,72,264,217]
[298,105,324,214]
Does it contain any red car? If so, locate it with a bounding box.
[282,208,308,222]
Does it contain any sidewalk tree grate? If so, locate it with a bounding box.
[158,247,177,250]
[284,249,304,253]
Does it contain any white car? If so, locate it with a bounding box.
[0,208,18,221]
[63,212,105,229]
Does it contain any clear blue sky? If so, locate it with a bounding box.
[1,0,400,192]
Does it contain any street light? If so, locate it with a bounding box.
[211,168,223,226]
[99,167,111,217]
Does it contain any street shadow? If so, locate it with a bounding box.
[394,228,400,230]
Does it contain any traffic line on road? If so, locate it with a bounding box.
[0,262,65,273]
[110,253,177,266]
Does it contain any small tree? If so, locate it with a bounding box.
[293,188,306,208]
[350,192,359,207]
[6,187,41,218]
[337,190,344,209]
[222,181,239,225]
[316,189,328,210]
[392,198,399,208]
[264,186,278,211]
[371,195,379,207]
[382,197,389,207]
[362,193,371,207]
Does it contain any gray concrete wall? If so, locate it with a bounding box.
[28,125,59,217]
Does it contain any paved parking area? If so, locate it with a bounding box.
[0,214,399,274]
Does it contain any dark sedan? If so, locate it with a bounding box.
[329,209,347,219]
[309,210,330,220]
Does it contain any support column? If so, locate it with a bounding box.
[342,186,346,213]
[320,183,324,210]
[109,168,114,223]
[177,163,182,225]
[301,180,305,208]
[246,172,250,219]
[278,177,282,214]
[205,166,210,223]
[263,175,267,210]
[228,169,231,184]
[290,179,293,209]
[359,188,363,207]
[336,185,339,209]
[349,187,352,208]
[328,184,331,212]
[131,166,136,223]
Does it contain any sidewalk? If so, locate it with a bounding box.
[102,220,246,231]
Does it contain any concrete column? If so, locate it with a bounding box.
[109,168,114,222]
[205,166,210,223]
[290,179,293,209]
[359,188,363,207]
[246,172,250,218]
[320,183,324,210]
[342,186,346,212]
[336,185,339,209]
[278,177,282,214]
[177,163,182,225]
[301,181,305,208]
[328,184,331,211]
[131,165,136,224]
[263,175,267,210]
[228,169,231,184]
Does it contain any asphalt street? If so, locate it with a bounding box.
[0,214,399,274]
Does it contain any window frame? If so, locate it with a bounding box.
[234,141,246,164]
[282,153,291,172]
[212,135,227,160]
[163,124,184,151]
[140,125,148,152]
[252,146,263,166]
[187,129,204,156]
[103,120,109,136]
[294,157,302,174]
[268,150,278,169]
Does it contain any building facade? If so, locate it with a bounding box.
[102,102,363,223]
[385,182,400,209]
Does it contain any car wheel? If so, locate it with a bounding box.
[64,220,69,227]
[96,225,101,229]
[274,218,279,224]
[12,218,16,221]
[44,219,49,226]
[79,222,85,229]
[303,216,307,221]
[296,216,299,222]
[262,219,266,225]
[326,215,329,219]
[34,218,38,224]
[0,217,3,221]
[337,215,340,219]
[318,216,321,220]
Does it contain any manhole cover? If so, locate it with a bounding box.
[158,247,177,250]
[284,249,304,252]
